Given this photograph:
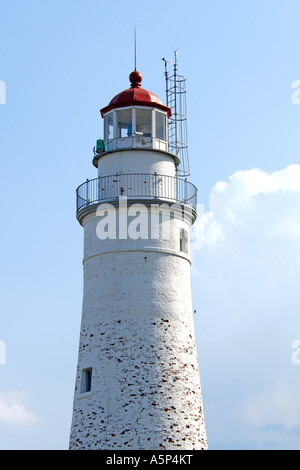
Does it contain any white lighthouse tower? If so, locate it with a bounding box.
[69,66,207,450]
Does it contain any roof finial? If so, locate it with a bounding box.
[129,70,142,88]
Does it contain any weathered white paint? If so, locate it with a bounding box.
[70,210,206,449]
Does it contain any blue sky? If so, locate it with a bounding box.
[0,0,300,450]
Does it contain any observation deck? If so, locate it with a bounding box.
[76,172,197,223]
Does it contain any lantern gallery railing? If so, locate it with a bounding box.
[76,173,197,213]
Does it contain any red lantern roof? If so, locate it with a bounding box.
[100,71,171,118]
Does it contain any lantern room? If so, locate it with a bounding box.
[97,70,171,154]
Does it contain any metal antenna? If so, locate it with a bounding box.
[162,57,172,107]
[134,26,137,70]
[163,50,190,176]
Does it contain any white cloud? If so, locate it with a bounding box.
[192,164,300,251]
[191,164,300,449]
[0,392,39,426]
[191,164,300,319]
[244,380,300,430]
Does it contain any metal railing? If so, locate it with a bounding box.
[76,173,197,213]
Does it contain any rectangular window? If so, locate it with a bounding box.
[104,113,114,142]
[136,108,152,137]
[81,367,92,393]
[117,108,132,137]
[180,228,189,254]
[155,111,166,140]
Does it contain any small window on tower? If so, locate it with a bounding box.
[180,228,189,254]
[81,367,92,393]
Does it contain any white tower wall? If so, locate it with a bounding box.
[97,149,176,177]
[69,203,207,450]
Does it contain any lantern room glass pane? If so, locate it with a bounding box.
[117,109,132,138]
[104,112,114,142]
[136,109,152,137]
[155,111,166,140]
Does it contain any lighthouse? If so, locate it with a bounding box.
[69,65,207,450]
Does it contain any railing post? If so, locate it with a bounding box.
[97,176,100,202]
[154,172,157,199]
[86,179,90,204]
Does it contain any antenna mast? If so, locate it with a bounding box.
[134,27,137,70]
[162,51,190,176]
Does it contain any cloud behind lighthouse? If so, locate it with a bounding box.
[191,164,300,449]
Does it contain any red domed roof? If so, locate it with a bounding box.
[100,71,171,118]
